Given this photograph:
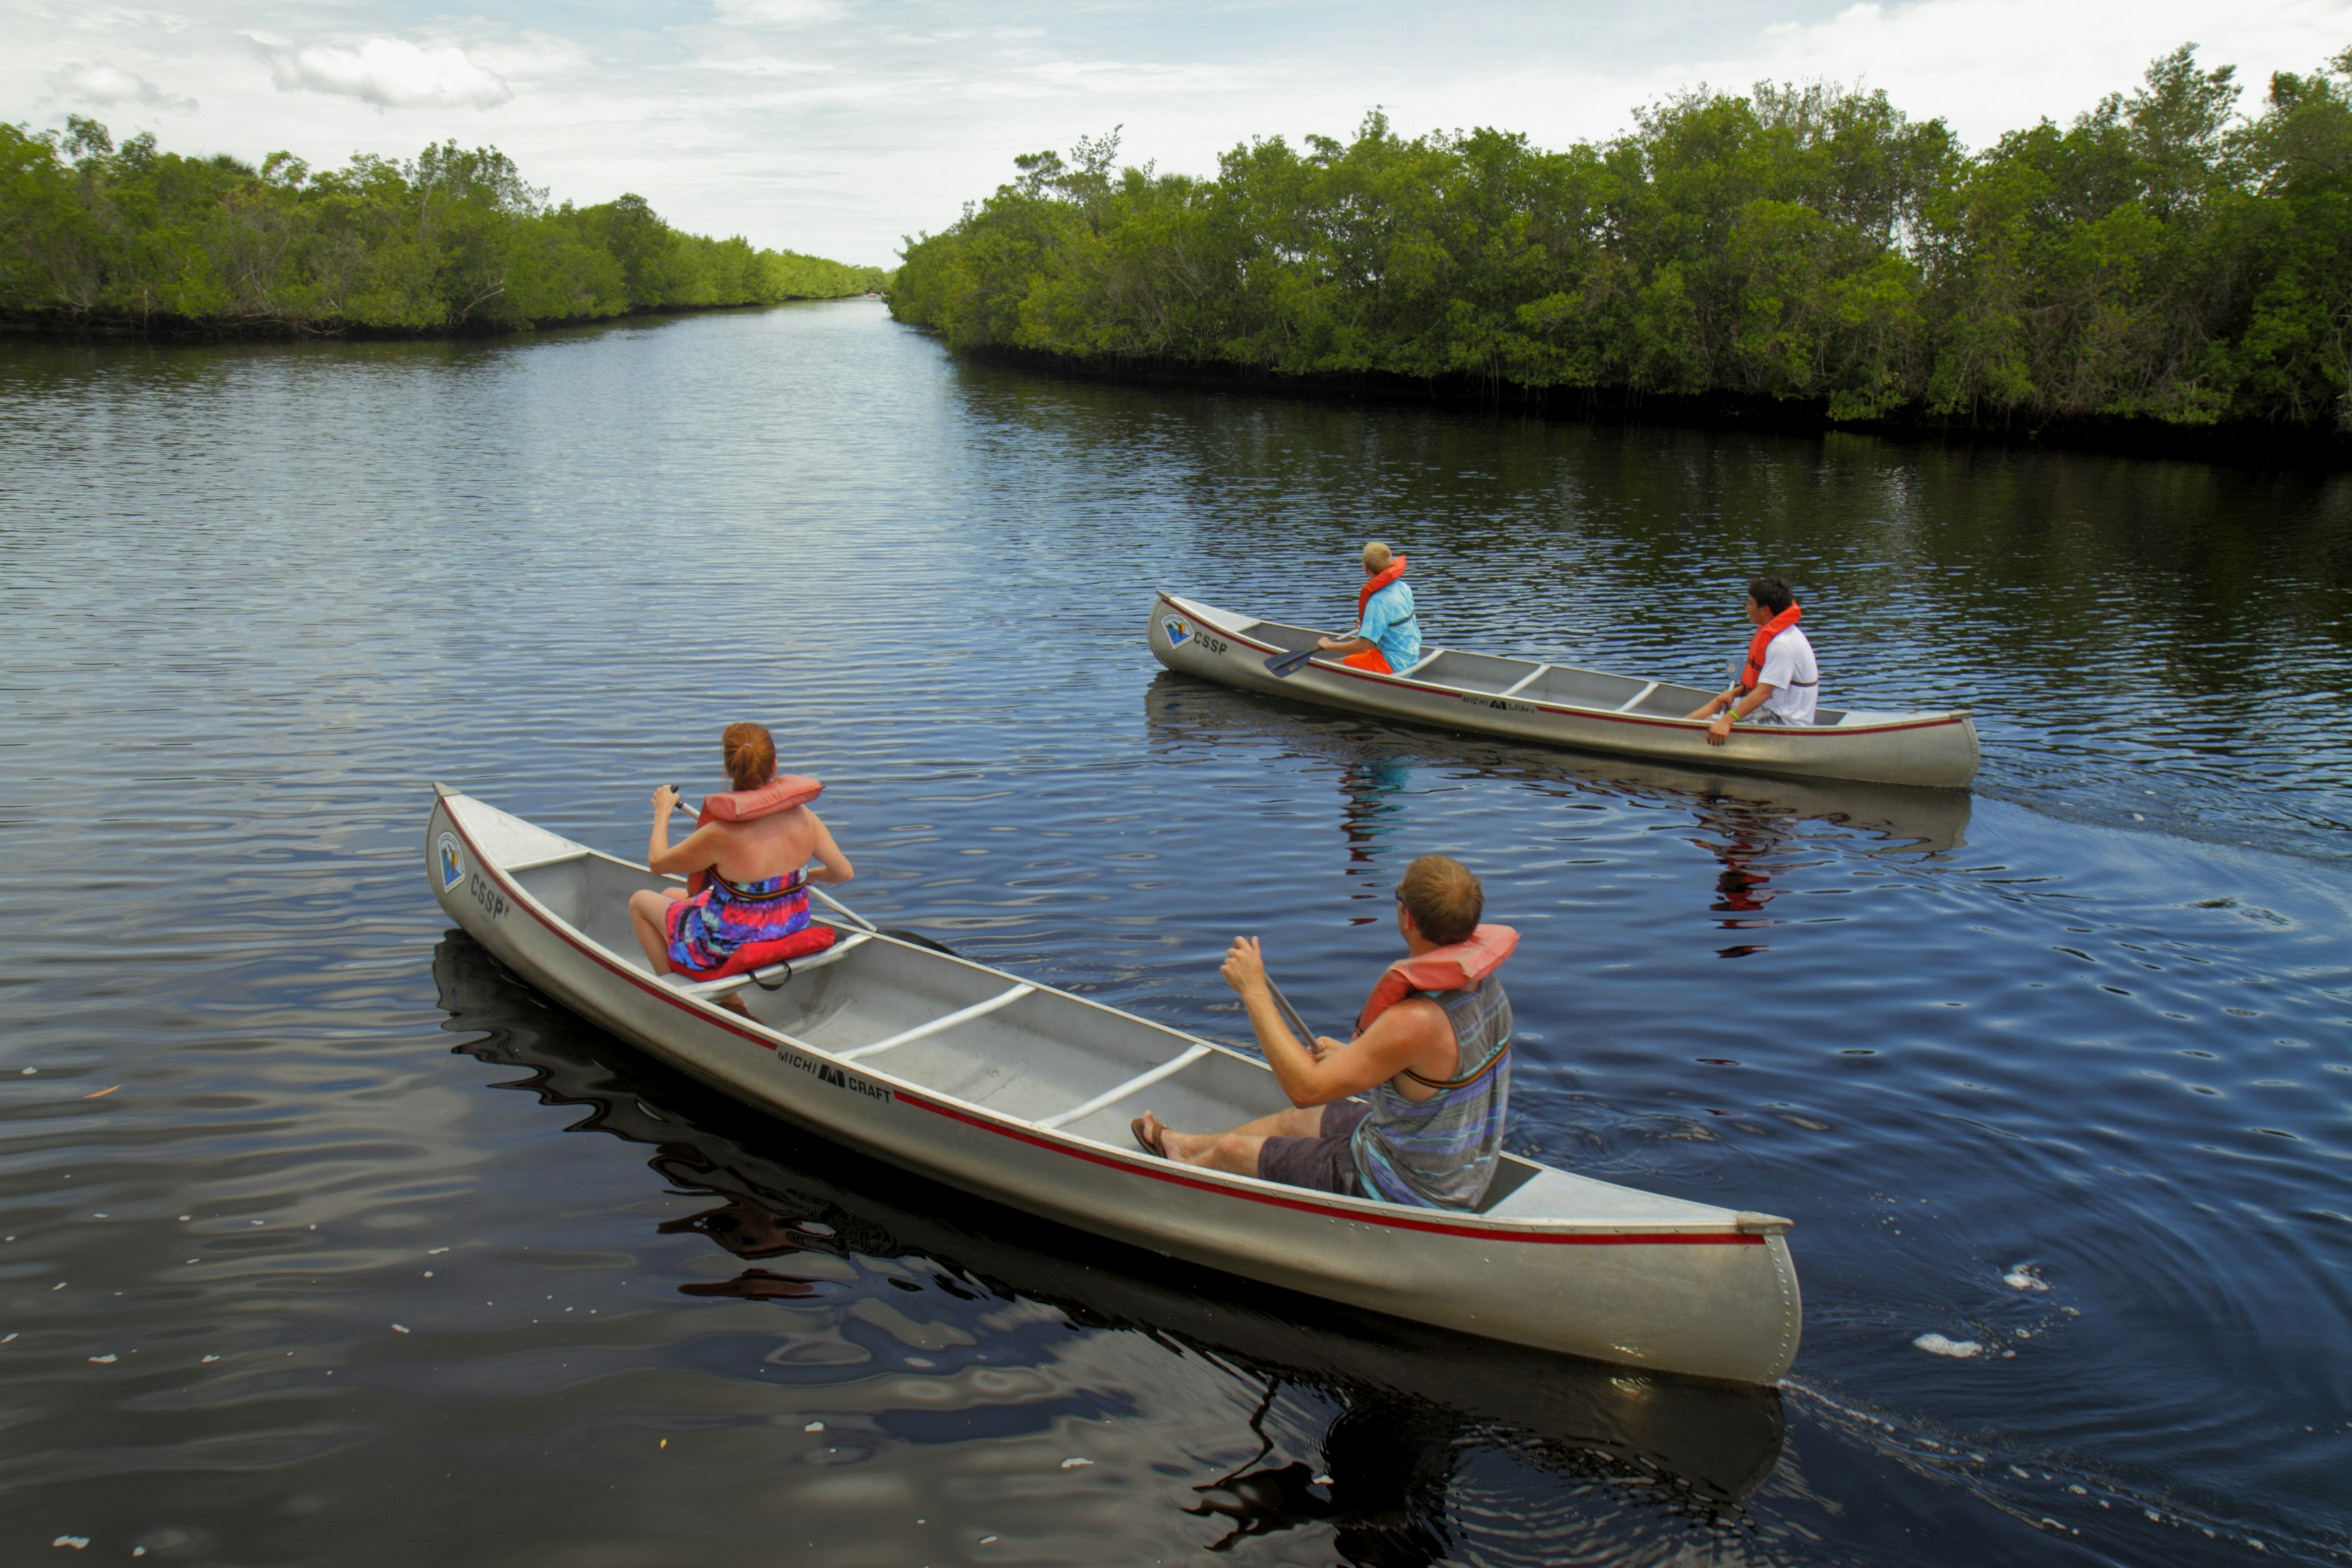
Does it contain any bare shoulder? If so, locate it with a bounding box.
[1381,995,1455,1055]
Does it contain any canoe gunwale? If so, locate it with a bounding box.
[1161,592,1970,738]
[431,786,1787,1246]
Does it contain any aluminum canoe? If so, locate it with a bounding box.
[426,785,1803,1385]
[1149,591,1980,788]
[432,925,1792,1506]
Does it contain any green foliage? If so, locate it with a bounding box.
[0,125,888,333]
[895,47,2352,431]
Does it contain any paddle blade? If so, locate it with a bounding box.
[1264,646,1319,678]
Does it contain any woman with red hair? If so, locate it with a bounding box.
[627,723,853,980]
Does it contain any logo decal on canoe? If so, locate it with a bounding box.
[437,832,464,890]
[1163,615,1193,647]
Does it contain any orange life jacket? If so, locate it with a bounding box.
[688,774,823,894]
[698,775,822,822]
[1357,555,1409,620]
[1739,605,1802,693]
[1356,923,1518,1034]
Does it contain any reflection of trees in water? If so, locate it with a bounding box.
[956,358,2352,712]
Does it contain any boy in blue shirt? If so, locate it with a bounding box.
[1316,541,1420,674]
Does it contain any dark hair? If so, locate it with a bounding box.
[1747,575,1794,615]
[1396,854,1482,946]
[721,722,777,792]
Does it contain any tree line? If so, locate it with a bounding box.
[891,47,2352,435]
[0,118,889,334]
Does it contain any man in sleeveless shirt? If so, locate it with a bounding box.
[1685,574,1819,742]
[1133,856,1513,1211]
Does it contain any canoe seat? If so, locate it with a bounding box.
[673,930,872,998]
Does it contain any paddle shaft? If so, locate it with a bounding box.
[1262,976,1324,1050]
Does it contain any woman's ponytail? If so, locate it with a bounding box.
[721,722,777,793]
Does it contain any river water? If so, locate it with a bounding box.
[1,301,2346,1566]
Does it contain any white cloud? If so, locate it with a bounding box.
[263,37,513,111]
[709,0,848,26]
[1668,0,2352,148]
[47,61,197,114]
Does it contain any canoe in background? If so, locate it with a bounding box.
[1140,668,1973,854]
[1149,591,1979,788]
[427,785,1803,1385]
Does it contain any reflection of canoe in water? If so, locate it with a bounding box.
[1142,669,1973,854]
[429,927,1789,1509]
[426,786,1803,1385]
[1150,591,1980,789]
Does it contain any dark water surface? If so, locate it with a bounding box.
[2,302,2348,1566]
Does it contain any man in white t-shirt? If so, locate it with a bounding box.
[1686,576,1819,744]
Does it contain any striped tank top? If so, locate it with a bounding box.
[1349,978,1512,1209]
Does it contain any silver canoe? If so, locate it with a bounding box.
[426,785,1803,1385]
[434,926,1791,1506]
[1149,590,1980,788]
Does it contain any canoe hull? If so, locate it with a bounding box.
[1149,591,1979,788]
[427,790,1802,1385]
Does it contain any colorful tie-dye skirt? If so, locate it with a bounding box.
[666,870,812,976]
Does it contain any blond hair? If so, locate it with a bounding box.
[1362,540,1394,570]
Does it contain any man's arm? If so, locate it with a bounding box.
[1705,682,1775,744]
[1221,937,1449,1105]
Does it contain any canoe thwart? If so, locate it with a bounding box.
[1615,680,1662,712]
[838,982,1037,1062]
[1035,1042,1213,1131]
[1498,666,1549,698]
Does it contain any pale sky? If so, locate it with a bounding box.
[7,1,2351,268]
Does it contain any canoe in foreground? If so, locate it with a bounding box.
[1149,591,1980,788]
[433,926,1792,1507]
[426,786,1803,1385]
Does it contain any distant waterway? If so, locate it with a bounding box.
[1,301,2346,1566]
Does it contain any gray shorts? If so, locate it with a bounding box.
[1257,1101,1370,1196]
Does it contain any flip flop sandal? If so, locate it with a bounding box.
[1131,1115,1169,1158]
